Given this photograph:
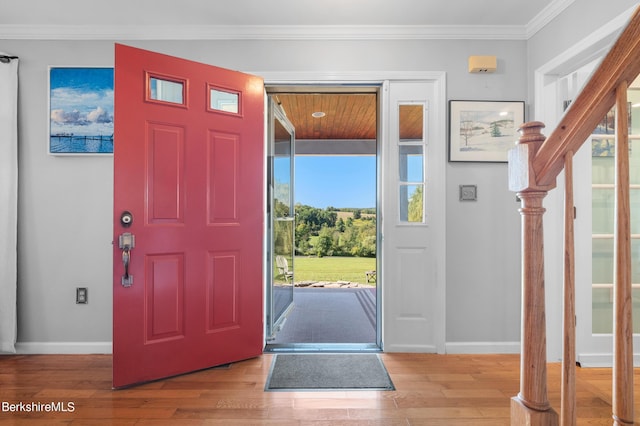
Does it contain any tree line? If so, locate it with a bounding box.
[295,204,376,258]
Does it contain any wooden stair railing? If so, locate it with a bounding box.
[508,6,640,425]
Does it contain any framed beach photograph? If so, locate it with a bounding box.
[49,67,114,155]
[448,100,525,162]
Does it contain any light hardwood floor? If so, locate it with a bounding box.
[0,353,638,425]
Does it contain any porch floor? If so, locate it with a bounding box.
[268,287,377,345]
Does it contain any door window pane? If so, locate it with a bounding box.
[210,88,239,114]
[400,184,423,223]
[399,104,424,141]
[399,145,423,182]
[593,138,640,184]
[273,118,292,217]
[591,288,640,334]
[149,77,184,104]
[591,90,640,334]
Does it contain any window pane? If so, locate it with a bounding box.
[399,145,423,182]
[592,188,614,234]
[400,184,423,222]
[632,138,640,184]
[592,288,613,334]
[399,104,423,141]
[592,237,640,333]
[593,188,640,234]
[592,132,640,184]
[593,288,640,334]
[590,238,640,284]
[210,88,239,113]
[592,238,613,284]
[150,77,184,104]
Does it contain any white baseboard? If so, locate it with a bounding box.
[577,352,640,368]
[445,341,521,354]
[14,341,112,354]
[383,344,438,353]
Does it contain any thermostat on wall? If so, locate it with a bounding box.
[459,185,477,201]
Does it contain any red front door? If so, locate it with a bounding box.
[112,44,264,388]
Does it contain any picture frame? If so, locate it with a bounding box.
[48,67,114,155]
[448,100,525,162]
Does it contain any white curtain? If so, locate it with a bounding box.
[0,53,18,353]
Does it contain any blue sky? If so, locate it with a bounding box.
[295,156,376,209]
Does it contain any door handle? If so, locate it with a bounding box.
[119,232,135,287]
[122,248,131,279]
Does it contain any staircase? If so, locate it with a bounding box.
[507,6,640,425]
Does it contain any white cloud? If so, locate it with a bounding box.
[51,108,85,125]
[87,106,112,124]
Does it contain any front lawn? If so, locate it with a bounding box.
[293,256,376,284]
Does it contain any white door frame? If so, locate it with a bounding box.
[255,71,447,353]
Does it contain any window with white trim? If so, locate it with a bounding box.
[398,103,426,223]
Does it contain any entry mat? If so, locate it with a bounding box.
[265,353,395,391]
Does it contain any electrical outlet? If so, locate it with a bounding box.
[76,287,88,304]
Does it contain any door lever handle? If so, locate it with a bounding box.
[119,232,135,287]
[122,248,131,279]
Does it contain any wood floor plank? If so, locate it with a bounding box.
[0,353,638,424]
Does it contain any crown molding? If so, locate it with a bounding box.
[0,0,576,42]
[0,24,528,41]
[526,0,575,38]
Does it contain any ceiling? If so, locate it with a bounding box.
[1,0,557,26]
[0,0,565,39]
[275,93,377,141]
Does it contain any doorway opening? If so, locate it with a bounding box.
[265,86,381,352]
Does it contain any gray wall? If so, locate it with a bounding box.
[6,0,628,350]
[1,38,525,350]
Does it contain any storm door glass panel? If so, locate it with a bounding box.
[591,91,640,334]
[398,104,425,223]
[267,101,295,338]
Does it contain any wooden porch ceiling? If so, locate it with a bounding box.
[274,93,424,141]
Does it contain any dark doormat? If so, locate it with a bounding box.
[265,353,395,391]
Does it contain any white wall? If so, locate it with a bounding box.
[0,35,528,353]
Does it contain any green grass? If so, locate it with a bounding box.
[293,256,376,285]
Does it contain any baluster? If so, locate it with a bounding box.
[561,152,576,426]
[613,81,634,426]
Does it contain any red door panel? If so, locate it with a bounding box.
[113,44,264,388]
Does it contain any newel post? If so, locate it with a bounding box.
[508,122,559,426]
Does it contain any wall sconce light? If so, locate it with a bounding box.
[468,56,497,73]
